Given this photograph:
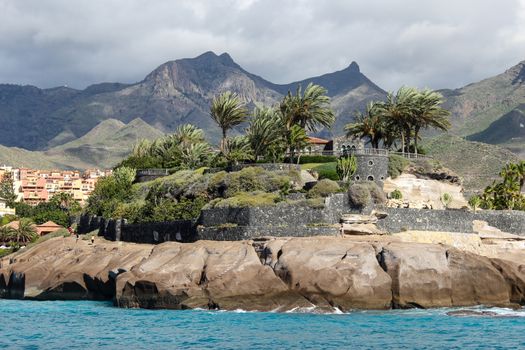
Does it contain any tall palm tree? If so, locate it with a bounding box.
[210,91,248,153]
[279,83,335,133]
[246,106,285,161]
[345,102,385,149]
[381,87,418,154]
[411,90,451,156]
[288,125,310,164]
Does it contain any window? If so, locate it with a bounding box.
[368,160,374,166]
[355,175,361,181]
[367,175,374,181]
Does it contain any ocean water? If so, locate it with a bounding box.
[0,300,524,349]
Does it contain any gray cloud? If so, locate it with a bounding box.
[0,0,524,91]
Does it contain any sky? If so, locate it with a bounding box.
[0,0,525,91]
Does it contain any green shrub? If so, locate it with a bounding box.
[441,193,452,208]
[468,195,482,212]
[388,155,410,179]
[307,179,341,198]
[208,191,280,208]
[390,189,403,200]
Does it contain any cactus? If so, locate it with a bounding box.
[336,155,357,183]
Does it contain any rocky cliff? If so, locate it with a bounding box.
[1,235,524,312]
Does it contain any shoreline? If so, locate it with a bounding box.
[1,234,525,312]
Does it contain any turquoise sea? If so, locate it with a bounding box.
[0,300,524,349]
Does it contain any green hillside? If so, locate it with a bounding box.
[0,118,163,169]
[422,133,520,194]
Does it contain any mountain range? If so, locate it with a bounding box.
[0,51,524,170]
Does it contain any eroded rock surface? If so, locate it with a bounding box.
[1,235,524,312]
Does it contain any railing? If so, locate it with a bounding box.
[287,148,432,159]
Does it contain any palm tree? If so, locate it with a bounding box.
[13,218,37,244]
[0,225,15,243]
[246,106,285,161]
[288,125,310,164]
[279,83,335,133]
[345,102,385,149]
[411,90,451,156]
[222,136,253,165]
[210,91,248,153]
[381,87,418,155]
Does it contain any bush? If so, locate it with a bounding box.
[388,155,410,179]
[348,182,386,208]
[348,184,371,208]
[390,189,403,200]
[208,191,280,208]
[307,179,341,198]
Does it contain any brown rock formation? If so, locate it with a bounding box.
[1,235,524,312]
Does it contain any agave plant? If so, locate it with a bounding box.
[336,155,357,183]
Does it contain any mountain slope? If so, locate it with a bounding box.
[422,133,520,193]
[0,118,163,169]
[0,51,385,150]
[440,60,525,137]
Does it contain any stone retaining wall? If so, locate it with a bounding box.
[378,208,525,235]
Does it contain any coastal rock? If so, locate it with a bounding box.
[0,238,152,300]
[272,238,392,310]
[116,240,307,311]
[0,236,524,312]
[378,242,510,308]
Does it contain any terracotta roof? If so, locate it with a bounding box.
[2,220,20,230]
[37,221,63,228]
[307,136,330,144]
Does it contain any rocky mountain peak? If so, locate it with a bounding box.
[347,61,360,73]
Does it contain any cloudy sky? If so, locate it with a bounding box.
[1,0,524,91]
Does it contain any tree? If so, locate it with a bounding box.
[287,125,309,164]
[12,218,37,244]
[280,83,335,133]
[0,172,17,207]
[0,225,15,243]
[246,106,285,161]
[345,102,386,149]
[222,136,253,166]
[336,155,357,183]
[411,90,451,156]
[210,91,248,153]
[50,192,81,214]
[381,87,418,155]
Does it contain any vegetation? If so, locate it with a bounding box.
[0,218,38,246]
[390,189,403,200]
[348,182,386,209]
[336,155,357,183]
[388,154,410,179]
[0,172,17,207]
[307,179,341,198]
[441,193,452,208]
[210,91,248,155]
[468,195,481,212]
[345,87,450,155]
[479,161,525,210]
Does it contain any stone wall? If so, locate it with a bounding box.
[378,208,525,235]
[204,163,301,174]
[135,169,170,183]
[353,154,389,183]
